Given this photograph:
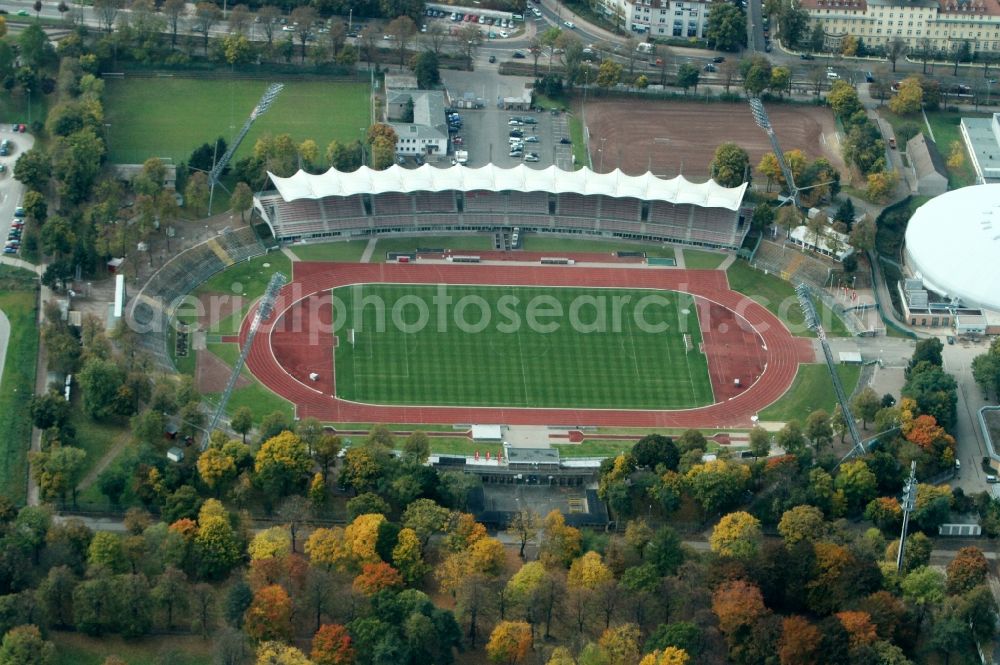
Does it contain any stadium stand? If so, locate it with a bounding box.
[253,167,749,250]
[126,228,267,371]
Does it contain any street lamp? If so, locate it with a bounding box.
[599,137,607,172]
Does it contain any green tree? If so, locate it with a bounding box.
[836,460,878,514]
[776,420,807,456]
[748,427,771,459]
[30,446,86,506]
[78,358,127,420]
[706,2,747,51]
[740,55,772,95]
[403,431,430,464]
[676,63,700,94]
[184,171,210,217]
[0,624,55,665]
[805,409,834,453]
[229,182,253,223]
[51,128,105,205]
[13,149,51,191]
[710,142,750,188]
[412,50,440,89]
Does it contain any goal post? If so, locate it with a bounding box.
[349,328,355,346]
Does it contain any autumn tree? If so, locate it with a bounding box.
[778,505,827,547]
[539,510,582,568]
[946,546,989,595]
[639,647,690,665]
[684,459,751,514]
[244,584,293,642]
[197,447,236,494]
[487,621,533,664]
[254,431,312,499]
[391,527,427,583]
[567,551,613,590]
[248,527,292,561]
[889,77,923,114]
[712,580,769,640]
[352,561,404,596]
[255,641,313,665]
[778,615,822,665]
[710,511,763,560]
[598,623,642,665]
[836,610,878,649]
[852,387,881,429]
[311,623,355,665]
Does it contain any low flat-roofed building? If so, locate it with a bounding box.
[960,113,1000,183]
[907,133,948,196]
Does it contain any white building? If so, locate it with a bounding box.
[789,223,854,262]
[386,89,449,157]
[960,113,1000,183]
[800,0,1000,54]
[597,0,711,38]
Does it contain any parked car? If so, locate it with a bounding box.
[13,207,24,218]
[712,56,725,63]
[3,247,16,254]
[0,164,5,174]
[947,335,956,345]
[500,30,508,38]
[800,53,815,60]
[524,153,540,162]
[489,55,496,63]
[563,20,575,28]
[888,137,897,149]
[509,129,524,137]
[865,71,875,82]
[513,50,525,58]
[559,137,572,144]
[704,63,716,72]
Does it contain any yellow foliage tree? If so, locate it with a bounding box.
[539,510,582,569]
[197,447,236,491]
[598,623,642,665]
[567,551,613,590]
[256,641,314,665]
[445,512,487,552]
[344,513,386,565]
[469,536,507,577]
[392,527,428,583]
[486,620,533,664]
[757,152,783,192]
[305,527,350,571]
[249,526,293,561]
[640,647,691,665]
[865,171,899,203]
[888,77,923,115]
[710,512,763,560]
[947,140,965,169]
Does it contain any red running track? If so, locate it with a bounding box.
[240,262,815,427]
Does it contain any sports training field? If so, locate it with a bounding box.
[332,284,714,410]
[103,78,370,165]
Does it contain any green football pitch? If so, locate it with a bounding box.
[102,78,371,165]
[332,284,715,410]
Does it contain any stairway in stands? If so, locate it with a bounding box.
[206,238,235,267]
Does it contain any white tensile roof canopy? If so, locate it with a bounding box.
[905,184,1000,311]
[268,164,748,212]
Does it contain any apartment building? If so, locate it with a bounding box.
[799,0,1000,54]
[598,0,712,39]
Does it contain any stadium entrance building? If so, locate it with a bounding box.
[254,164,750,250]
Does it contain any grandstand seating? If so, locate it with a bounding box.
[414,192,456,213]
[597,196,640,222]
[128,228,268,371]
[257,187,744,250]
[464,191,497,212]
[507,191,549,214]
[753,239,832,288]
[557,194,598,218]
[372,193,415,215]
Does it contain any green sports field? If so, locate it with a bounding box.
[332,284,714,409]
[103,78,371,165]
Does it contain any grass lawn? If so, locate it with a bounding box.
[290,240,369,262]
[371,235,494,262]
[197,252,293,300]
[202,343,295,425]
[759,363,862,422]
[52,632,213,665]
[67,404,129,483]
[726,260,850,337]
[555,437,722,458]
[519,236,677,257]
[103,79,371,165]
[0,268,38,503]
[682,248,727,269]
[0,89,48,127]
[880,109,984,189]
[334,284,712,409]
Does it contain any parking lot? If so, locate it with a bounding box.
[422,3,525,41]
[441,70,574,170]
[0,127,32,257]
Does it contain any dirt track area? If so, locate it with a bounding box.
[196,349,250,394]
[585,99,845,179]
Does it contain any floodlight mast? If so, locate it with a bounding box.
[208,82,285,212]
[201,271,287,450]
[749,96,800,208]
[896,461,918,573]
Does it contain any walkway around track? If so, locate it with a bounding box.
[241,262,813,428]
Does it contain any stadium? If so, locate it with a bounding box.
[904,184,1000,313]
[193,164,818,428]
